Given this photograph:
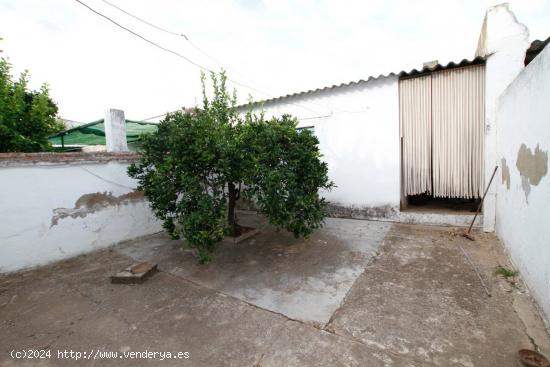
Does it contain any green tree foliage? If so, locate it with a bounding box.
[0,57,63,152]
[128,72,334,263]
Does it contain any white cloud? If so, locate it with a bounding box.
[0,0,548,122]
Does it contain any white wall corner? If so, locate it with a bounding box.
[494,38,550,324]
[104,109,128,152]
[477,3,530,232]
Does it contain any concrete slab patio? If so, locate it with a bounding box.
[1,214,549,366]
[115,212,391,325]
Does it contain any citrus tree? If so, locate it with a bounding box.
[128,72,333,263]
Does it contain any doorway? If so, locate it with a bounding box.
[399,64,485,212]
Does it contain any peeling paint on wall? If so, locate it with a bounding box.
[494,30,550,325]
[500,158,511,190]
[51,191,145,226]
[516,144,548,201]
[1,161,162,273]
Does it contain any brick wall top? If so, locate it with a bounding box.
[0,152,140,167]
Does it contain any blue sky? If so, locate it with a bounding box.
[1,0,549,122]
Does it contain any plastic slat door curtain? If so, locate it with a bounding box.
[432,65,485,198]
[399,74,432,196]
[399,64,485,199]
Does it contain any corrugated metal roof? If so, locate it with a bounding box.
[238,56,485,107]
[399,56,486,79]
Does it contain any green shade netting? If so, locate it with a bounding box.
[49,119,158,146]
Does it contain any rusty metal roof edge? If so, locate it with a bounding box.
[237,56,485,108]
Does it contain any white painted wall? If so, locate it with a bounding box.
[243,76,401,212]
[495,44,550,322]
[0,160,162,273]
[234,5,534,228]
[475,4,530,232]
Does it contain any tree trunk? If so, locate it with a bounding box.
[227,182,237,236]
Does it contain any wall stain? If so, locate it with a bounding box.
[500,158,511,190]
[521,176,531,203]
[51,191,145,227]
[516,144,548,202]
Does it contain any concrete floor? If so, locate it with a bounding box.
[1,213,549,366]
[116,212,391,325]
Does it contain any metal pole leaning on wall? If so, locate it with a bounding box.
[467,165,499,235]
